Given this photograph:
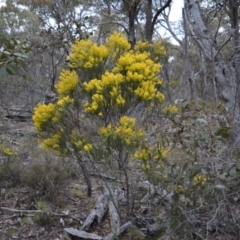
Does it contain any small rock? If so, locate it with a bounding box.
[5,219,14,225]
[60,218,65,226]
[1,188,6,195]
[38,228,45,236]
[17,217,22,226]
[28,230,37,238]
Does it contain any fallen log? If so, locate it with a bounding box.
[139,181,173,204]
[108,195,120,233]
[5,114,32,122]
[103,221,133,240]
[64,228,102,240]
[4,106,32,122]
[147,223,161,235]
[139,181,155,203]
[81,192,110,231]
[90,173,116,181]
[0,207,81,221]
[0,207,42,215]
[155,187,173,204]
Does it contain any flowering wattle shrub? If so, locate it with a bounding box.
[32,32,169,197]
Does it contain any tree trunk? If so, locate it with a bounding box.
[77,156,92,197]
[200,51,208,100]
[145,0,153,42]
[127,0,139,48]
[183,8,198,105]
[161,61,172,102]
[145,0,172,42]
[183,0,240,126]
[225,0,240,122]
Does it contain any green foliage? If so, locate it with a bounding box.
[70,182,85,199]
[21,157,70,200]
[37,201,51,211]
[6,227,18,236]
[122,226,145,240]
[0,35,30,75]
[71,189,84,199]
[33,212,52,227]
[0,145,19,190]
[147,100,240,238]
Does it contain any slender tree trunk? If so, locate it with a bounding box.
[183,8,198,105]
[200,51,208,100]
[144,0,172,42]
[77,155,92,197]
[128,9,136,48]
[126,0,139,48]
[226,0,240,122]
[145,0,153,42]
[184,0,240,125]
[161,61,172,102]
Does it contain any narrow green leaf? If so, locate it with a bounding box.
[6,68,13,75]
[13,52,28,58]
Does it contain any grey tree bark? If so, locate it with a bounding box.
[223,0,240,123]
[183,8,198,105]
[123,0,140,48]
[144,0,172,42]
[184,0,240,129]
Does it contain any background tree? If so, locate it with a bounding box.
[0,1,31,107]
[184,0,240,130]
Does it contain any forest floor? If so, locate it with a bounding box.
[0,107,238,240]
[0,117,150,240]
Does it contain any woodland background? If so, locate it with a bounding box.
[1,0,240,239]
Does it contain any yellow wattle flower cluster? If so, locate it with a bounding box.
[84,72,125,113]
[32,103,56,131]
[0,146,17,157]
[163,105,178,114]
[114,52,150,73]
[134,145,170,174]
[156,146,170,160]
[83,144,93,152]
[70,129,93,153]
[106,32,131,58]
[134,146,170,162]
[174,184,186,193]
[193,175,207,186]
[134,81,164,101]
[57,96,74,108]
[99,125,113,136]
[134,148,150,161]
[116,116,136,139]
[153,40,167,58]
[68,39,109,69]
[113,52,164,102]
[141,164,151,172]
[33,97,74,133]
[135,41,152,52]
[41,133,62,150]
[135,40,166,61]
[56,70,78,95]
[99,116,144,146]
[84,50,164,114]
